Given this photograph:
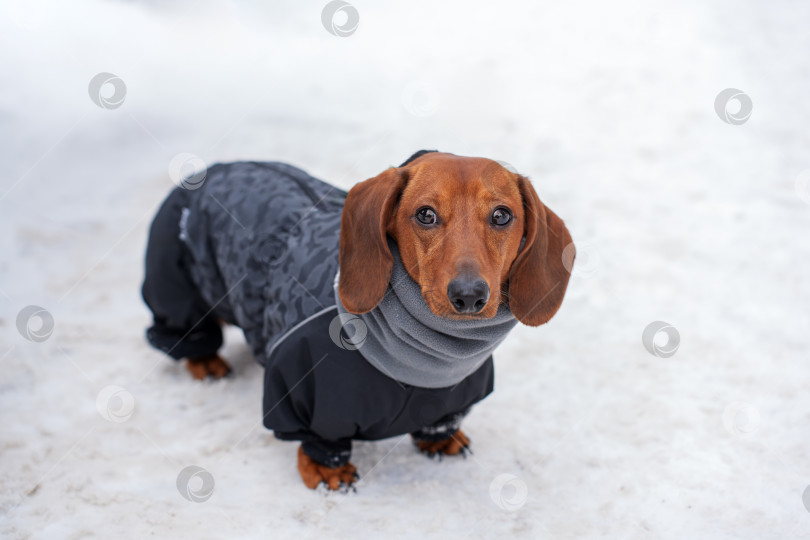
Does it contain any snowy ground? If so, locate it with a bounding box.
[2,0,810,538]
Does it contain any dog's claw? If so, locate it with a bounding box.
[343,481,358,494]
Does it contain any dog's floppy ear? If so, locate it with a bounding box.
[338,167,408,313]
[508,176,574,326]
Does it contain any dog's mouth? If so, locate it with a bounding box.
[442,310,495,321]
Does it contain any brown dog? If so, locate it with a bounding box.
[309,152,574,488]
[143,151,573,490]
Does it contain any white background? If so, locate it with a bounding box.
[1,0,809,538]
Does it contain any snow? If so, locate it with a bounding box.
[2,0,810,538]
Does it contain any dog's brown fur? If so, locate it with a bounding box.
[338,152,573,325]
[297,446,359,490]
[413,429,471,457]
[186,153,573,491]
[185,355,231,380]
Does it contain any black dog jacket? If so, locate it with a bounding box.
[142,160,494,466]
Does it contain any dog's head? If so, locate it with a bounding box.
[338,151,574,326]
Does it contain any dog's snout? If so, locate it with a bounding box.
[447,277,490,314]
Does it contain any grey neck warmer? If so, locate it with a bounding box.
[334,240,518,389]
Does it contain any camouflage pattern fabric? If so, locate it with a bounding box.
[179,161,346,365]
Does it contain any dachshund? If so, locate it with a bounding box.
[141,150,574,490]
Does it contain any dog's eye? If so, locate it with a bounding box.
[415,207,438,225]
[491,207,512,226]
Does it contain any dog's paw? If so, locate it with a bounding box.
[413,429,471,459]
[297,446,358,491]
[185,355,232,380]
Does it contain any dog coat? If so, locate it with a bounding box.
[142,161,503,466]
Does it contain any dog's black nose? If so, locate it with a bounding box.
[447,278,490,314]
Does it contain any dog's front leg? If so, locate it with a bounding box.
[297,439,357,490]
[411,408,472,458]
